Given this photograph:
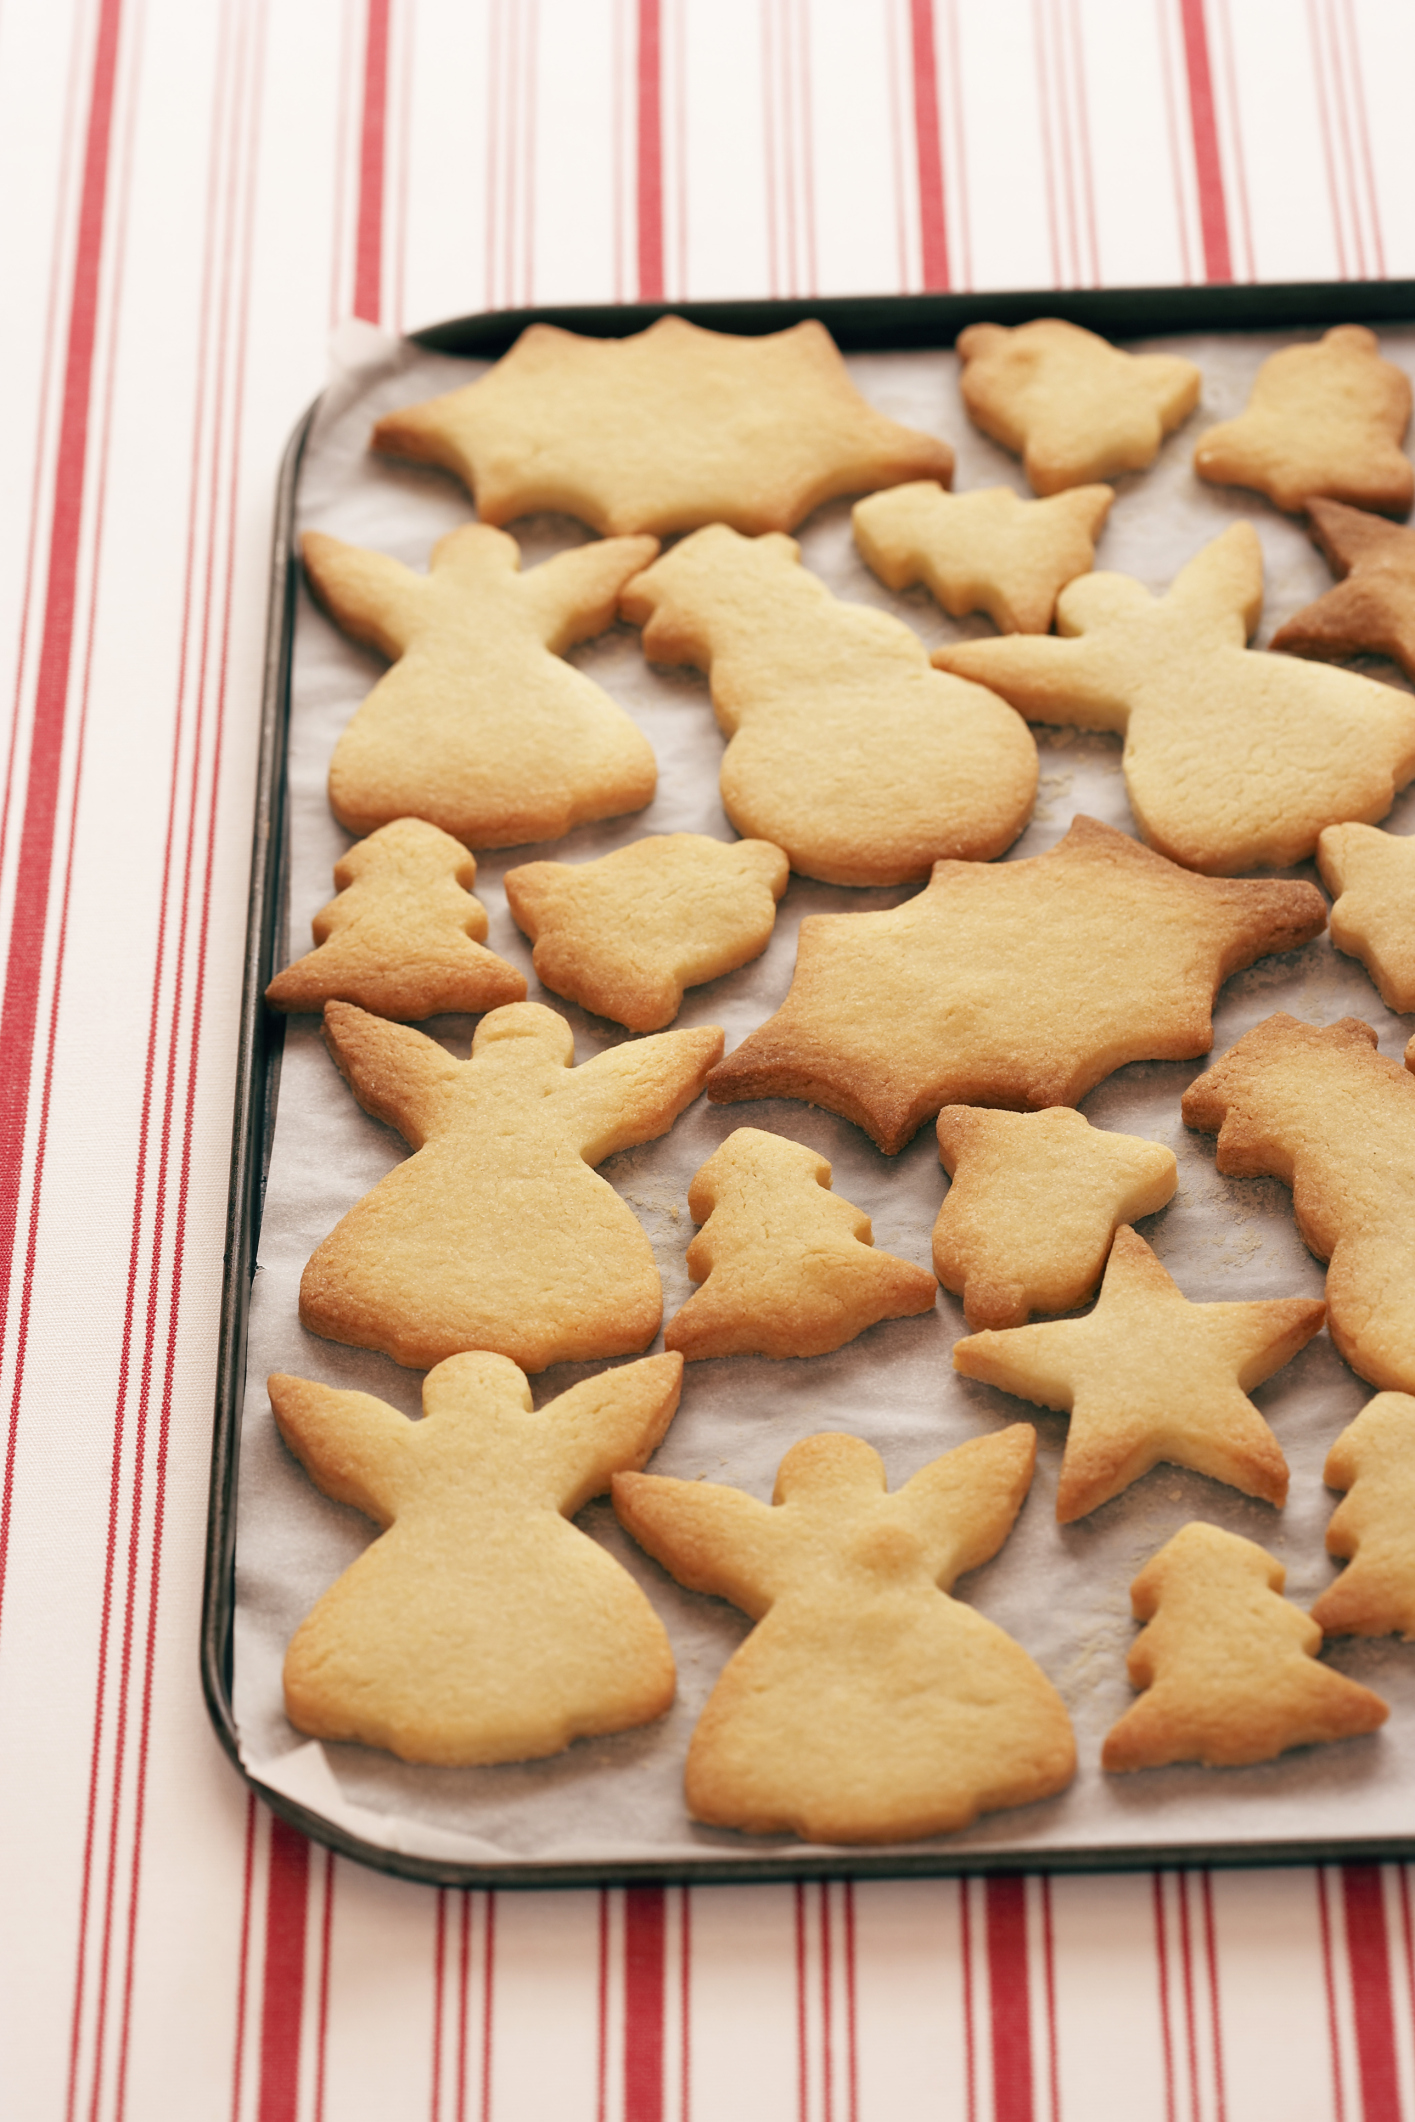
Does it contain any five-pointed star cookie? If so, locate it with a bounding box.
[1271,498,1415,681]
[853,480,1113,634]
[1194,326,1413,517]
[371,316,955,538]
[956,319,1200,495]
[1315,821,1415,1013]
[935,523,1415,874]
[707,815,1326,1153]
[952,1226,1326,1522]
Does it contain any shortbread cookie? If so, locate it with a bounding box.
[708,815,1325,1153]
[504,834,788,1032]
[300,1001,723,1371]
[934,1107,1177,1329]
[1193,326,1413,516]
[956,319,1200,495]
[265,817,526,1019]
[953,1227,1323,1521]
[853,480,1113,634]
[1271,498,1415,682]
[935,523,1415,875]
[371,315,954,538]
[1315,821,1415,1013]
[1183,1014,1415,1395]
[1313,1393,1415,1637]
[614,1427,1075,1843]
[274,1350,682,1765]
[304,524,658,846]
[1102,1521,1388,1772]
[620,526,1037,886]
[663,1128,937,1361]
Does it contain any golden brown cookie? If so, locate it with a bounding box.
[1193,326,1413,516]
[613,1426,1075,1843]
[663,1127,937,1361]
[620,525,1037,886]
[1313,1393,1415,1638]
[265,817,526,1019]
[504,833,788,1032]
[952,1226,1324,1521]
[1183,1014,1415,1395]
[956,319,1200,495]
[304,523,658,846]
[371,315,954,538]
[853,479,1113,634]
[1270,498,1415,681]
[935,523,1415,875]
[934,1107,1177,1329]
[1102,1521,1388,1772]
[708,815,1325,1153]
[274,1350,683,1765]
[1315,821,1415,1013]
[300,1000,723,1371]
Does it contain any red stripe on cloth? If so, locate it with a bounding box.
[1341,0,1386,277]
[1039,1878,1060,2122]
[596,1890,611,2122]
[1177,1873,1202,2122]
[431,1891,448,2122]
[314,1854,335,2122]
[1152,1875,1177,2122]
[908,0,949,290]
[1317,1869,1349,2122]
[229,1796,259,2122]
[1200,1874,1228,2122]
[258,1818,312,2122]
[636,0,663,301]
[795,1883,809,2122]
[1176,0,1231,282]
[820,1885,835,2122]
[480,1895,497,2122]
[843,1884,859,2122]
[987,1877,1033,2122]
[353,0,391,321]
[961,1879,977,2122]
[1343,1867,1401,2122]
[625,1886,666,2122]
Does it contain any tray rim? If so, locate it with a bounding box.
[202,276,1415,1891]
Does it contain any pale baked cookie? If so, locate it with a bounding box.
[708,815,1325,1154]
[934,1107,1177,1330]
[956,319,1200,495]
[1271,498,1415,681]
[504,833,789,1032]
[1183,1013,1415,1396]
[265,817,526,1020]
[1102,1521,1388,1773]
[1315,821,1415,1013]
[953,1227,1323,1522]
[1313,1393,1415,1637]
[663,1128,937,1361]
[274,1350,683,1765]
[935,523,1415,875]
[853,480,1112,634]
[304,524,658,846]
[371,315,954,538]
[1193,326,1413,516]
[620,526,1037,886]
[613,1427,1075,1844]
[300,1000,723,1371]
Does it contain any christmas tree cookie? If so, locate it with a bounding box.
[853,480,1113,634]
[1313,1392,1415,1638]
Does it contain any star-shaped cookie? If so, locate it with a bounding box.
[853,481,1113,634]
[952,1226,1326,1522]
[1270,498,1415,681]
[371,316,955,538]
[1315,821,1415,1013]
[707,815,1326,1153]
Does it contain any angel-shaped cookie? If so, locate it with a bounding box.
[620,525,1037,887]
[934,1107,1177,1329]
[265,817,526,1019]
[1313,1393,1415,1638]
[1103,1522,1387,1772]
[935,523,1415,874]
[663,1128,937,1361]
[853,480,1113,634]
[614,1427,1075,1843]
[304,523,659,847]
[1271,499,1415,682]
[274,1350,683,1764]
[1315,821,1415,1014]
[301,1001,723,1371]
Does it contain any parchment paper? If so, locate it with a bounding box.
[233,319,1415,1869]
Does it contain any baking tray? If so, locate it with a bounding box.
[203,281,1415,1888]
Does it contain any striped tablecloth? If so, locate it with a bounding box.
[5,4,1415,2116]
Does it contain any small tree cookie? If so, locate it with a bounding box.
[613,1427,1075,1843]
[663,1127,937,1361]
[274,1349,683,1765]
[265,817,527,1020]
[1315,821,1415,1014]
[934,1106,1177,1329]
[304,523,659,847]
[620,524,1037,887]
[1313,1392,1415,1637]
[301,1001,723,1371]
[853,480,1112,634]
[1271,499,1415,683]
[504,833,789,1032]
[1103,1521,1388,1772]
